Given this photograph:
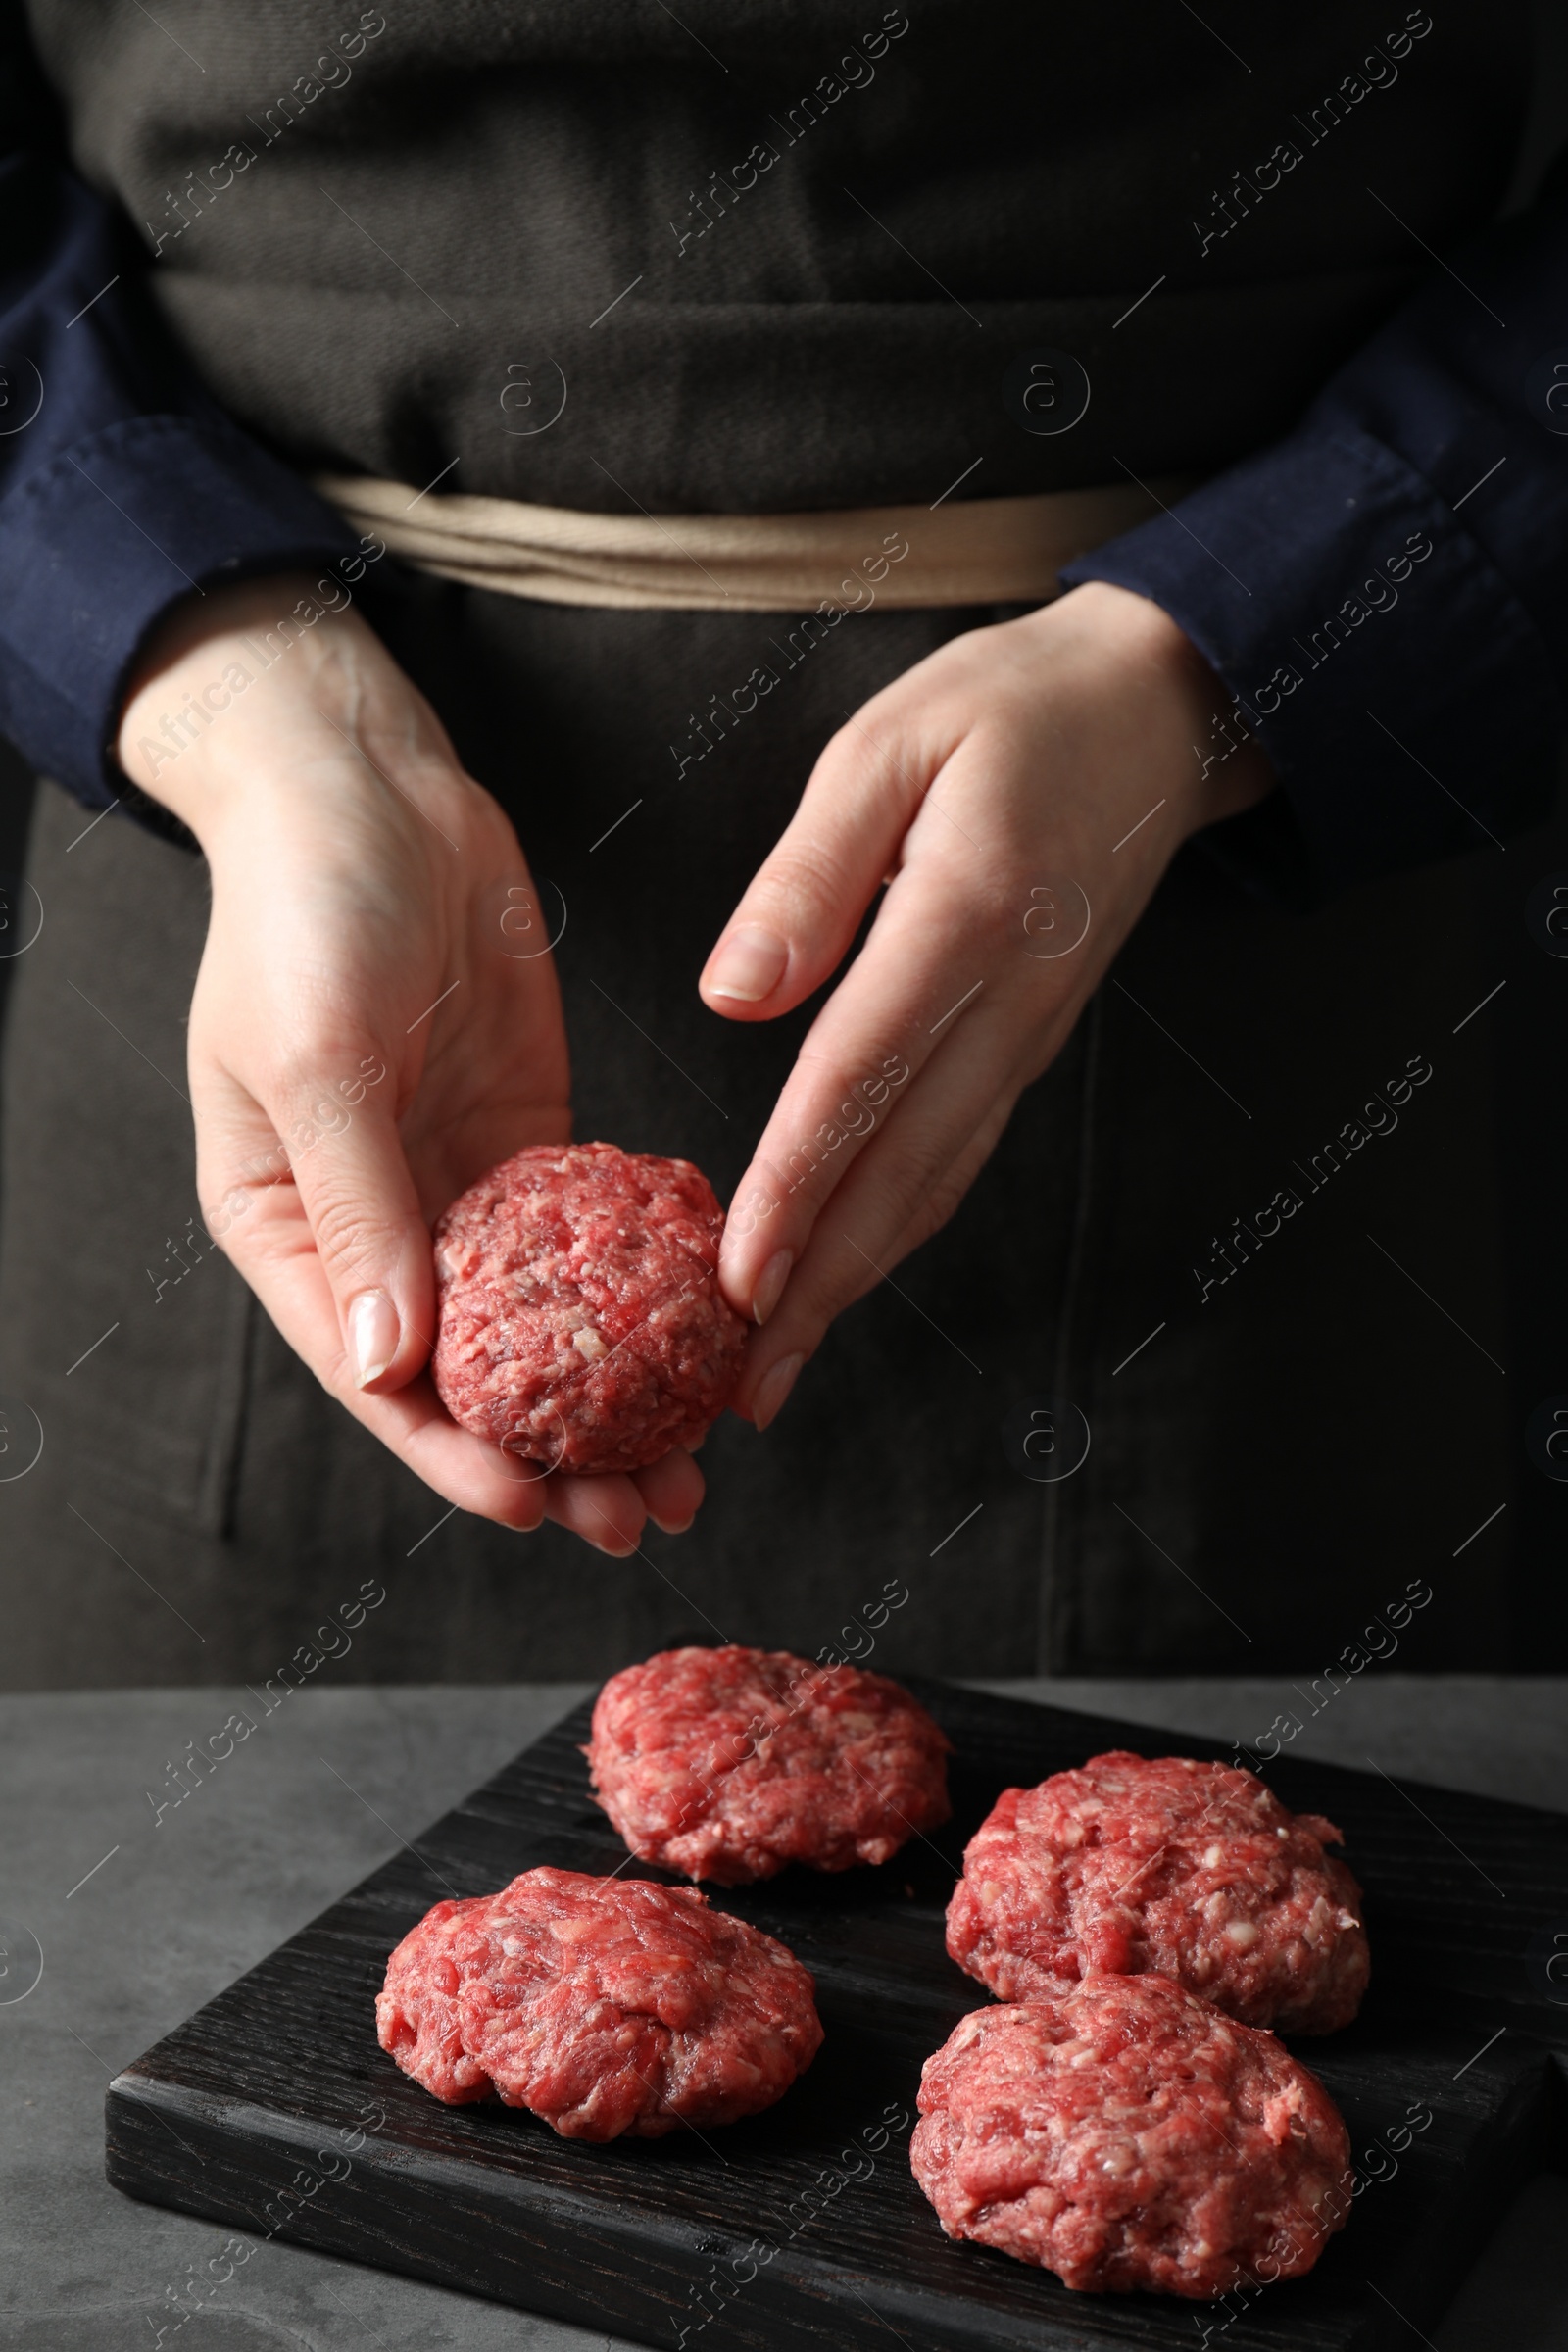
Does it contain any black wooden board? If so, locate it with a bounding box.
[106,1682,1568,2351]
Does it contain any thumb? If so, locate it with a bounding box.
[697,707,934,1022]
[278,1077,436,1394]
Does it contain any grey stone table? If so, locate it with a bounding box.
[3,1677,1566,2352]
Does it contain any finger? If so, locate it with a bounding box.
[202,1068,709,1554]
[879,1095,1021,1274]
[719,841,1032,1315]
[736,1013,1048,1427]
[538,1469,649,1557]
[634,1446,706,1535]
[456,1439,708,1563]
[534,1441,709,1554]
[265,1057,438,1396]
[220,1170,655,1552]
[699,703,943,1022]
[200,1089,552,1530]
[211,1171,557,1533]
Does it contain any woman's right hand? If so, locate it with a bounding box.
[117,571,704,1554]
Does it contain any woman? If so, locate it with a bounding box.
[0,1,1561,1685]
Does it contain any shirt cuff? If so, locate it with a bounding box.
[0,412,360,809]
[1061,427,1562,905]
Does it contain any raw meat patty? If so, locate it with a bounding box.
[375,1866,821,2139]
[587,1644,953,1885]
[911,1977,1350,2297]
[947,1750,1368,2034]
[431,1141,748,1475]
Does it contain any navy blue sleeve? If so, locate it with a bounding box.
[1063,170,1568,905]
[0,11,358,813]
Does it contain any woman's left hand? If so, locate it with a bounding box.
[700,580,1275,1431]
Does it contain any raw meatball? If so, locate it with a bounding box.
[431,1142,747,1476]
[911,1978,1351,2297]
[947,1751,1368,2034]
[375,1866,822,2139]
[587,1644,953,1885]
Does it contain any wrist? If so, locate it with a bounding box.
[1036,580,1275,834]
[116,572,362,843]
[1143,597,1276,831]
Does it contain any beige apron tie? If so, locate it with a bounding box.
[314,473,1186,612]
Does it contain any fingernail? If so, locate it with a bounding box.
[595,1536,637,1559]
[707,924,788,1003]
[649,1511,696,1537]
[752,1249,793,1327]
[349,1289,398,1388]
[753,1352,804,1433]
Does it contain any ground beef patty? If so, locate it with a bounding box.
[375,1866,821,2139]
[431,1142,748,1476]
[947,1751,1368,2034]
[911,1978,1350,2297]
[587,1644,953,1884]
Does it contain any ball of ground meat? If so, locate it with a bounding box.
[375,1866,822,2139]
[430,1142,748,1476]
[587,1644,953,1885]
[946,1751,1368,2034]
[911,1978,1351,2297]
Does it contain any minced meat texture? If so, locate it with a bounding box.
[946,1750,1368,2034]
[587,1644,953,1885]
[911,1977,1351,2297]
[375,1866,822,2139]
[431,1142,748,1476]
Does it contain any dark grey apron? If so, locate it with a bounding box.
[0,567,1515,1687]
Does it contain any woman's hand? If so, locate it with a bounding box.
[118,573,703,1553]
[700,581,1274,1429]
